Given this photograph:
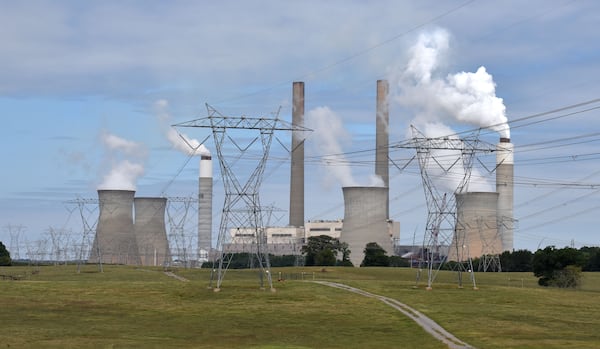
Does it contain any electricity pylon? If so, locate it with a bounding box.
[174,104,311,291]
[393,126,495,289]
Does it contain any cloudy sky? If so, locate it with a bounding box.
[1,0,599,256]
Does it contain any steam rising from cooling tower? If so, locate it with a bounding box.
[306,107,384,188]
[98,132,146,191]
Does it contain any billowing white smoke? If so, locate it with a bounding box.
[393,28,507,192]
[154,99,210,156]
[306,106,384,188]
[98,131,146,190]
[395,28,510,139]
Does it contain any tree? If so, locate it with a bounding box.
[580,246,600,271]
[499,249,533,272]
[301,235,351,266]
[361,242,390,267]
[0,241,11,266]
[533,246,586,288]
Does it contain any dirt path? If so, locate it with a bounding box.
[164,271,189,282]
[313,281,475,349]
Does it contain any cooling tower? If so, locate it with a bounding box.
[289,81,305,228]
[496,138,514,251]
[341,186,392,267]
[375,79,390,218]
[449,192,501,261]
[134,197,170,266]
[90,190,140,265]
[198,155,213,262]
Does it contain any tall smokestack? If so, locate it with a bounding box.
[198,155,213,262]
[376,79,390,218]
[496,138,514,251]
[340,186,391,267]
[91,190,140,265]
[134,197,170,266]
[289,81,305,227]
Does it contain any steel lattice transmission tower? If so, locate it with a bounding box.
[65,197,101,273]
[174,104,310,291]
[166,196,198,268]
[393,126,496,289]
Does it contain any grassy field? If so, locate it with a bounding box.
[1,265,599,348]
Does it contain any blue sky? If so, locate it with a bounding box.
[1,0,599,256]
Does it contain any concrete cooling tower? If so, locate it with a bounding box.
[449,192,501,261]
[341,186,392,267]
[90,190,140,265]
[134,197,171,266]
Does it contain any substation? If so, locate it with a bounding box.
[85,80,515,288]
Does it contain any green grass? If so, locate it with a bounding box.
[1,265,599,348]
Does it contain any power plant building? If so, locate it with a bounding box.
[225,226,304,255]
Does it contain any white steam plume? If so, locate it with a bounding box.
[154,99,210,156]
[98,132,146,190]
[395,28,510,139]
[306,106,384,188]
[306,107,356,187]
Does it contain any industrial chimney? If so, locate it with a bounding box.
[198,154,213,262]
[91,190,140,265]
[496,138,514,251]
[134,197,170,266]
[449,192,501,261]
[340,186,392,267]
[375,79,390,218]
[289,81,305,227]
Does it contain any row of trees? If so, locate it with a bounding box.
[301,235,394,267]
[8,232,595,289]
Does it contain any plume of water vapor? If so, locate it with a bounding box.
[306,107,386,188]
[395,28,510,138]
[98,132,146,190]
[154,99,210,156]
[306,107,356,188]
